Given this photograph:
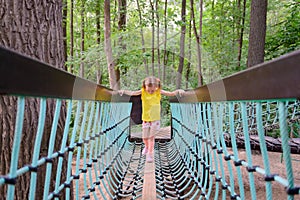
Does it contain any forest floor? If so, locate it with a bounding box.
[223,148,300,200]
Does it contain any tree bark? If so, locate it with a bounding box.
[117,0,127,89]
[70,0,74,73]
[156,0,161,79]
[190,0,203,86]
[149,0,155,75]
[0,0,69,199]
[247,0,268,68]
[176,0,186,89]
[96,0,102,84]
[136,0,149,76]
[237,0,247,68]
[162,0,168,83]
[104,0,118,89]
[80,0,85,78]
[63,0,68,70]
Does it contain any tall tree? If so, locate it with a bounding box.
[80,0,86,77]
[237,0,247,68]
[96,0,102,84]
[117,0,127,89]
[0,0,70,199]
[136,0,149,75]
[247,0,268,67]
[186,8,192,89]
[190,0,203,86]
[149,0,155,75]
[155,0,161,79]
[69,0,74,73]
[162,0,168,83]
[104,0,118,89]
[176,0,186,89]
[63,0,68,70]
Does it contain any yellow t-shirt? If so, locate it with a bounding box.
[141,88,161,121]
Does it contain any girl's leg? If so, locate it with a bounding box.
[142,127,150,154]
[145,136,154,162]
[148,120,160,154]
[147,136,155,154]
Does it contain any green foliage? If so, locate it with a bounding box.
[265,1,300,60]
[65,0,298,90]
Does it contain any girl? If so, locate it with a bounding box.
[119,76,184,162]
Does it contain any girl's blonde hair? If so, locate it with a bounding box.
[142,76,161,89]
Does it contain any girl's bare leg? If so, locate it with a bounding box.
[147,136,155,154]
[142,128,150,154]
[143,138,149,149]
[145,137,154,162]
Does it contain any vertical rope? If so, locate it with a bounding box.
[211,103,220,200]
[43,99,62,200]
[218,103,236,198]
[229,102,245,199]
[81,101,95,199]
[241,102,257,200]
[65,101,82,200]
[6,97,25,199]
[278,101,295,200]
[74,101,89,200]
[53,100,73,199]
[256,102,272,200]
[29,98,47,199]
[217,103,228,200]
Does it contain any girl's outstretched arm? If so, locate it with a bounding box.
[161,89,185,97]
[118,89,142,96]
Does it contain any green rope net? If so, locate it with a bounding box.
[0,97,299,199]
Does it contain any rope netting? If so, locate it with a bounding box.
[169,100,300,200]
[1,95,299,199]
[0,97,135,199]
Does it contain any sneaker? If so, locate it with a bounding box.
[146,153,153,163]
[142,147,148,155]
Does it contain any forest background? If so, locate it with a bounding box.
[0,0,299,198]
[64,0,300,125]
[65,0,299,87]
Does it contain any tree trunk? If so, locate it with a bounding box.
[237,0,247,68]
[247,0,268,68]
[80,0,85,78]
[136,0,148,76]
[150,0,155,75]
[156,0,161,79]
[96,0,102,84]
[176,0,186,89]
[69,0,74,73]
[117,0,127,89]
[162,0,168,84]
[0,0,69,199]
[186,12,192,89]
[104,0,118,89]
[63,0,68,70]
[190,0,203,87]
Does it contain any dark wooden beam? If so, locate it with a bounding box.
[171,49,300,103]
[0,46,118,101]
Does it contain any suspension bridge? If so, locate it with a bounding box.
[0,46,300,200]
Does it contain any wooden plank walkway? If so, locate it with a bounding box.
[131,126,171,199]
[142,161,156,199]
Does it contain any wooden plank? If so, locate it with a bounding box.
[142,161,156,199]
